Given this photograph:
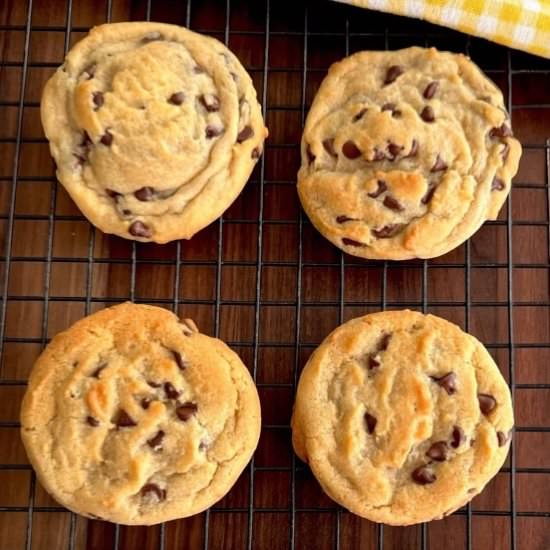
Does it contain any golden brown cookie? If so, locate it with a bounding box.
[21,303,261,525]
[298,47,521,259]
[41,22,267,243]
[292,310,513,525]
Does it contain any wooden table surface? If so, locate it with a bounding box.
[0,0,549,549]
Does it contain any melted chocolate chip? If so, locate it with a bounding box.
[199,94,220,112]
[378,333,391,351]
[176,402,198,421]
[251,147,261,159]
[489,124,512,139]
[372,224,404,238]
[342,141,361,159]
[172,351,186,370]
[423,81,439,100]
[431,372,457,395]
[134,187,155,201]
[147,380,161,388]
[100,129,113,146]
[384,65,404,86]
[491,177,505,191]
[364,412,377,434]
[342,237,366,247]
[106,188,121,199]
[129,221,152,239]
[141,483,166,501]
[353,108,368,122]
[306,145,315,164]
[115,409,136,428]
[421,185,437,205]
[387,142,404,159]
[164,382,181,400]
[87,416,100,427]
[83,64,96,79]
[478,393,496,415]
[91,364,107,378]
[381,102,401,117]
[141,398,151,410]
[426,441,448,461]
[142,31,162,42]
[336,215,354,223]
[322,138,337,157]
[368,356,380,369]
[451,426,465,448]
[368,180,387,199]
[372,148,386,161]
[430,155,448,173]
[168,92,185,105]
[412,465,436,485]
[206,124,223,138]
[406,139,419,158]
[147,430,165,450]
[81,131,92,147]
[237,126,254,143]
[92,91,104,110]
[420,105,435,123]
[383,195,404,212]
[497,431,508,447]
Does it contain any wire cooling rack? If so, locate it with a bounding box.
[0,0,549,548]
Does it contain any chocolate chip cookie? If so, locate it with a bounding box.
[41,22,267,243]
[20,303,261,525]
[292,310,513,525]
[298,47,521,260]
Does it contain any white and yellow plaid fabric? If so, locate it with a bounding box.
[337,0,550,58]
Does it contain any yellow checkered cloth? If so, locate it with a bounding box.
[337,0,550,58]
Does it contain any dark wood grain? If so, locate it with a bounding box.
[0,0,549,549]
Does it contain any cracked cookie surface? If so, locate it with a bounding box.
[41,22,267,243]
[291,310,513,525]
[20,303,261,525]
[298,47,521,260]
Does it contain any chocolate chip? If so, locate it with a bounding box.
[141,398,151,410]
[306,145,315,164]
[426,441,448,461]
[491,177,505,191]
[142,31,162,42]
[342,237,366,247]
[372,224,404,238]
[368,180,387,199]
[176,402,198,421]
[431,372,457,395]
[206,124,223,139]
[489,124,512,139]
[134,187,155,201]
[420,106,435,123]
[421,185,437,205]
[168,92,185,105]
[199,94,220,112]
[412,465,436,485]
[199,440,209,451]
[378,333,391,351]
[164,382,180,400]
[237,126,254,143]
[83,64,96,79]
[147,380,161,388]
[342,141,361,159]
[100,129,113,146]
[91,364,106,378]
[92,91,104,110]
[115,409,136,428]
[423,81,439,100]
[384,65,404,85]
[364,412,377,434]
[122,209,132,216]
[106,188,121,199]
[129,221,152,238]
[87,416,100,427]
[147,430,165,450]
[141,483,166,501]
[353,108,368,122]
[81,131,92,147]
[387,142,404,159]
[381,102,396,112]
[497,431,508,447]
[322,138,337,157]
[172,351,186,370]
[383,195,404,212]
[193,65,205,74]
[251,147,261,159]
[372,148,386,161]
[501,143,510,160]
[430,155,448,172]
[478,393,496,415]
[336,215,354,223]
[368,356,380,369]
[406,139,419,158]
[451,426,465,448]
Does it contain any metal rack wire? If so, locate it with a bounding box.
[0,0,549,548]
